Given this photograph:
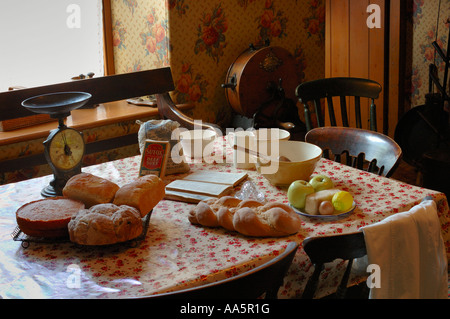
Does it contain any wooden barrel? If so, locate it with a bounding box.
[222,45,300,119]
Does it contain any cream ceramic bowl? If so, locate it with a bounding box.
[253,128,290,141]
[180,129,217,159]
[254,140,322,186]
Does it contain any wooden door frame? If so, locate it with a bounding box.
[102,0,115,76]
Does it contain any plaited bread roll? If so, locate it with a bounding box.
[217,199,264,231]
[63,173,120,208]
[68,203,143,246]
[188,199,219,227]
[113,175,165,217]
[188,196,241,228]
[215,196,242,231]
[188,197,301,237]
[233,202,301,237]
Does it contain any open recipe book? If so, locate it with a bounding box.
[164,171,248,203]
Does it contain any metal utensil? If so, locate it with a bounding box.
[233,144,291,162]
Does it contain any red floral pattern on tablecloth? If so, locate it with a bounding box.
[0,137,448,299]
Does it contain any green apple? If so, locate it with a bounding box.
[287,180,315,210]
[309,174,334,192]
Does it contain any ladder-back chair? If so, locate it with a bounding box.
[302,232,367,299]
[295,77,382,132]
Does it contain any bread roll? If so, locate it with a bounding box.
[215,197,242,231]
[233,202,301,237]
[188,197,301,237]
[63,173,120,208]
[188,199,220,227]
[16,197,85,238]
[217,199,264,231]
[189,196,242,230]
[68,203,143,246]
[113,175,165,217]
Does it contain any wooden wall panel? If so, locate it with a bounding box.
[349,0,370,128]
[325,0,405,136]
[368,0,386,133]
[326,0,349,127]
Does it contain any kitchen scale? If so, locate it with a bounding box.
[22,92,92,197]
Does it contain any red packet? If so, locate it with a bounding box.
[139,139,170,178]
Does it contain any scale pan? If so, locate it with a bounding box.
[22,92,92,116]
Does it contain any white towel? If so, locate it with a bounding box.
[362,200,448,299]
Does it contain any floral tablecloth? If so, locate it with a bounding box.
[0,137,448,299]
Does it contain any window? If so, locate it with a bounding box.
[0,0,104,92]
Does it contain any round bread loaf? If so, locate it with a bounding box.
[16,197,85,238]
[63,173,120,208]
[68,203,143,246]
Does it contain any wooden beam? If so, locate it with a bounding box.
[0,68,175,121]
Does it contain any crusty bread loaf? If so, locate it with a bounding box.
[68,203,143,245]
[63,173,120,208]
[189,197,301,237]
[113,175,165,217]
[16,197,85,238]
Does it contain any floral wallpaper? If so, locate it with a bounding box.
[4,1,446,185]
[110,0,326,128]
[410,0,450,107]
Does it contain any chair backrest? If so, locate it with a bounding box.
[295,77,382,132]
[147,242,299,299]
[302,232,367,299]
[305,126,402,177]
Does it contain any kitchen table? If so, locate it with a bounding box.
[0,136,448,299]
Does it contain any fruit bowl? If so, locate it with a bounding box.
[254,140,322,186]
[290,202,357,220]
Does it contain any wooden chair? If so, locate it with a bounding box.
[295,77,382,132]
[305,126,402,177]
[301,232,367,299]
[145,242,299,299]
[302,196,437,299]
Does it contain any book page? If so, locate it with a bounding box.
[164,190,214,204]
[183,171,247,186]
[166,179,232,197]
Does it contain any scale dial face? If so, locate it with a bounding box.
[48,128,85,171]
